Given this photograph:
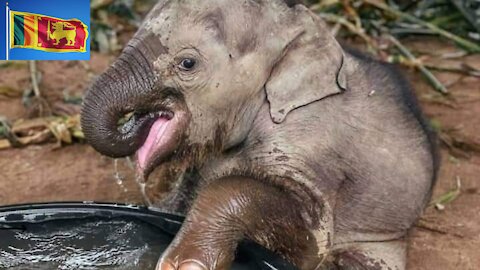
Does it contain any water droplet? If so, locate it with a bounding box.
[113,159,128,192]
[135,175,152,206]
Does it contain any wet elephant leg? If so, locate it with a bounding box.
[327,239,407,270]
[157,176,321,270]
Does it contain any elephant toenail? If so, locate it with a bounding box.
[156,259,176,270]
[178,259,208,270]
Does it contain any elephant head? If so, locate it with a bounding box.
[81,0,346,181]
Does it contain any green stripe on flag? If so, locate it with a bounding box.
[13,15,25,46]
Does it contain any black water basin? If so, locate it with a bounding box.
[0,202,297,270]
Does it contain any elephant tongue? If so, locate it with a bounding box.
[137,118,170,171]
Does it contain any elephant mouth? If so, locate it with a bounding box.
[132,109,187,178]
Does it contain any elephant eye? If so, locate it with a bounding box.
[179,58,196,71]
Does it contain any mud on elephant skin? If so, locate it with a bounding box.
[81,0,438,269]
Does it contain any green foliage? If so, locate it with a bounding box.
[90,0,156,53]
[311,0,479,51]
[88,0,479,53]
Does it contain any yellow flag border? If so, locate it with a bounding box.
[10,10,89,53]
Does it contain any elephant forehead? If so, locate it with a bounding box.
[142,0,269,44]
[143,1,178,45]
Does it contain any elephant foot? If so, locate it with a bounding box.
[156,220,235,270]
[158,259,208,270]
[157,251,227,270]
[156,176,321,270]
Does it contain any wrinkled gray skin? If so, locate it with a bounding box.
[81,0,438,269]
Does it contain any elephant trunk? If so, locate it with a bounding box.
[81,40,163,158]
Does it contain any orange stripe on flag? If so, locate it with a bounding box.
[23,15,35,46]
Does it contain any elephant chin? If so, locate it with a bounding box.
[136,110,189,179]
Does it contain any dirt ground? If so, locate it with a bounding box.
[0,39,479,269]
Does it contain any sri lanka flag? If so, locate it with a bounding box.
[2,0,90,60]
[10,11,88,53]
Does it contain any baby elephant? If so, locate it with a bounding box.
[81,0,437,269]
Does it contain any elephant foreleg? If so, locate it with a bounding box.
[157,176,321,270]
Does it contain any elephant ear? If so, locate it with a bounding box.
[265,7,347,124]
